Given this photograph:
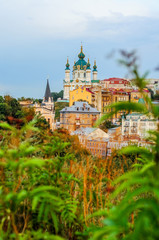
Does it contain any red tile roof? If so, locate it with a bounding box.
[102,78,129,83]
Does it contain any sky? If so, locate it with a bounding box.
[0,0,159,98]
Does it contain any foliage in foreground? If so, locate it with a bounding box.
[87,51,159,239]
[0,117,133,239]
[1,51,159,240]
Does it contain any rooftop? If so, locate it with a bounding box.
[60,101,100,114]
[102,78,129,82]
[71,127,97,136]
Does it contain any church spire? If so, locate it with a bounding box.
[65,57,70,70]
[86,58,91,69]
[44,79,52,102]
[93,60,97,71]
[78,44,85,59]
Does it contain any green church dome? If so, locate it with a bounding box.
[93,60,97,71]
[78,45,85,59]
[86,58,91,69]
[75,59,87,67]
[74,45,87,70]
[65,57,70,70]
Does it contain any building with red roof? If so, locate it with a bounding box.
[101,78,130,89]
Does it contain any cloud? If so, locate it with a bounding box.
[0,0,159,44]
[0,0,159,98]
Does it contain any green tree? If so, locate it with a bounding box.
[51,90,64,101]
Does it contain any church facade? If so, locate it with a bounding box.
[34,79,55,131]
[63,46,100,99]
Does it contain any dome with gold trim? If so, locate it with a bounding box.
[65,57,70,70]
[74,45,88,70]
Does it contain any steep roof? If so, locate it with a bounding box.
[44,79,52,101]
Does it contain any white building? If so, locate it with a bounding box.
[146,79,159,95]
[63,45,100,99]
[122,113,158,138]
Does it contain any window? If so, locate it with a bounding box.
[84,73,86,78]
[78,73,80,78]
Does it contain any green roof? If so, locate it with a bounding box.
[91,80,100,83]
[74,59,87,68]
[74,46,88,70]
[78,45,85,59]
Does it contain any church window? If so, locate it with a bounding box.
[78,73,80,78]
[84,73,86,78]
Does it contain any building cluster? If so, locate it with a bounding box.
[19,45,158,158]
[19,79,55,131]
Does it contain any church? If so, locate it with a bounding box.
[34,79,55,130]
[63,45,100,99]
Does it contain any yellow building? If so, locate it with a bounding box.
[130,89,150,103]
[91,87,130,122]
[69,86,95,107]
[60,101,100,133]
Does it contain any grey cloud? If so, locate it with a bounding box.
[82,14,159,43]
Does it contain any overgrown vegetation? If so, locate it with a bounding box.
[0,95,35,125]
[0,51,158,239]
[88,50,159,239]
